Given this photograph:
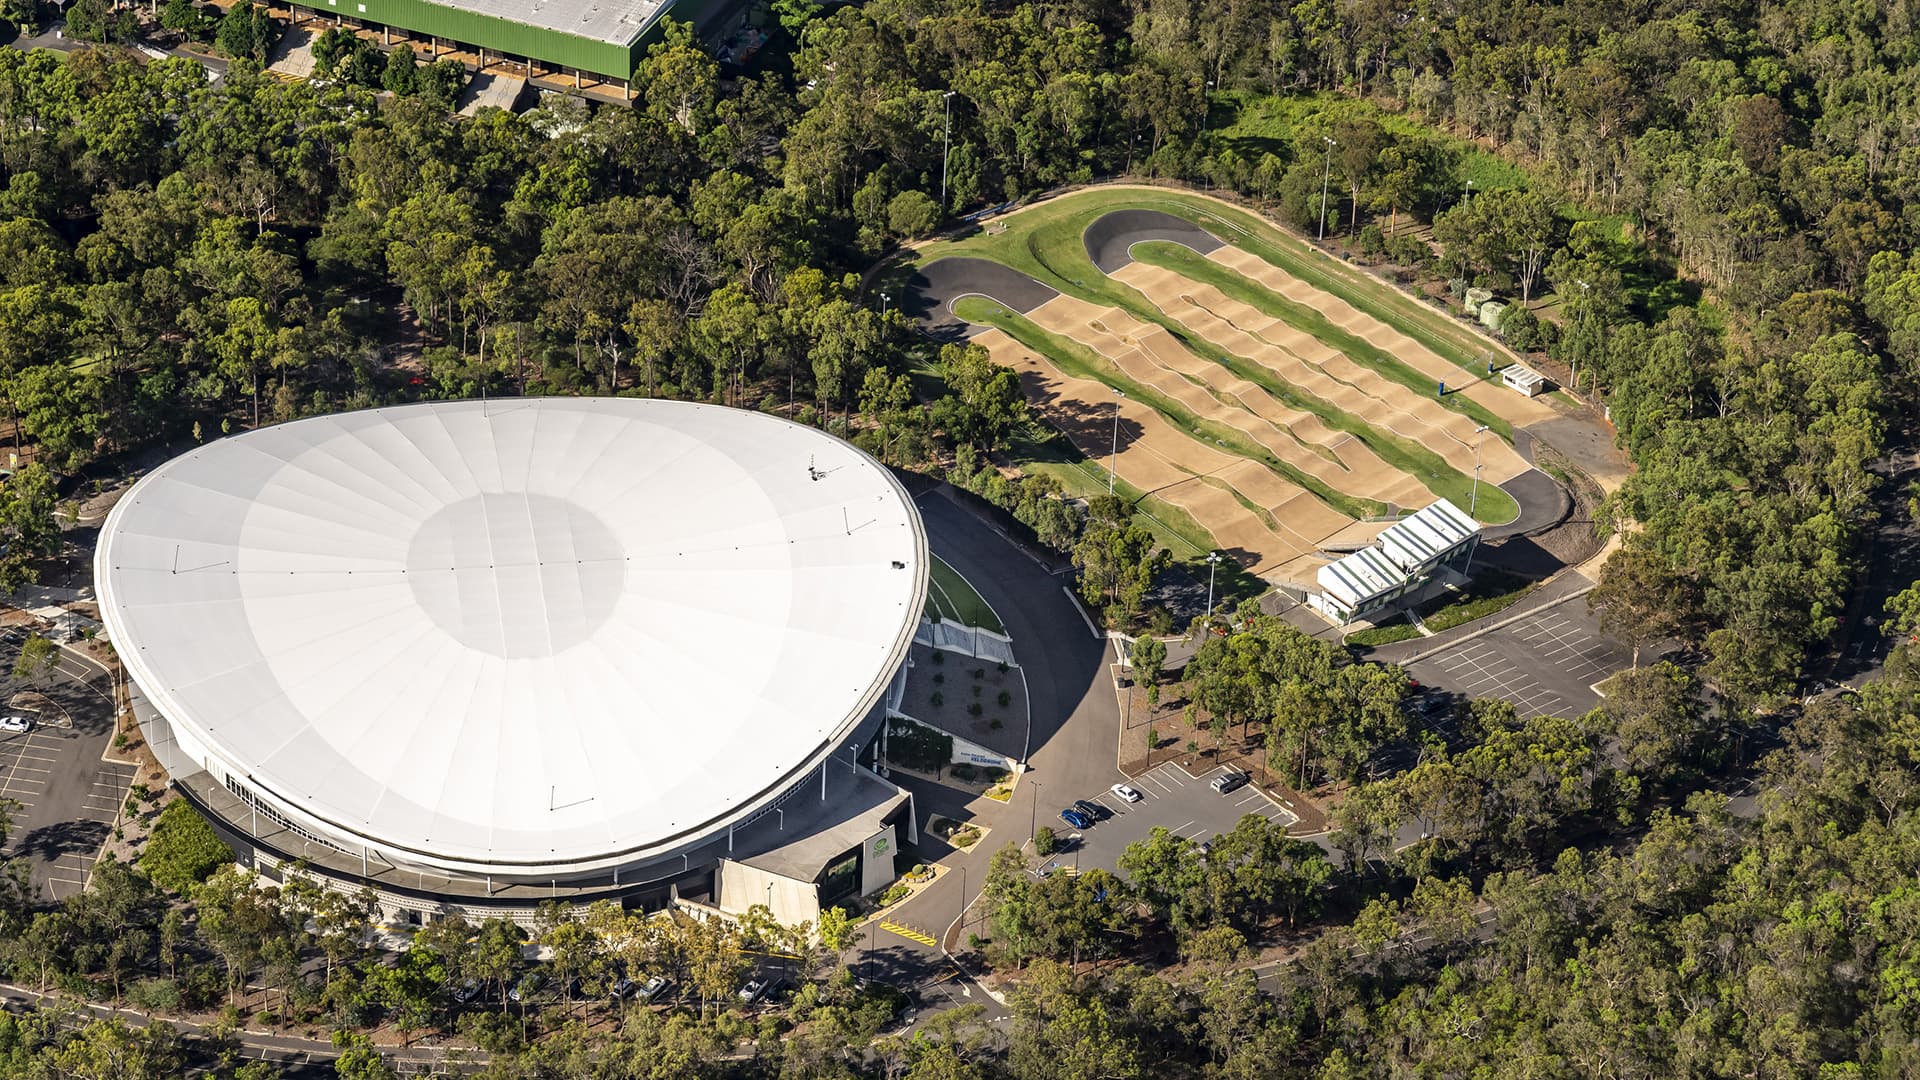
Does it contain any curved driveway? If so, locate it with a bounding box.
[865,488,1122,990]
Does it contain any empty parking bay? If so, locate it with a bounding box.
[1409,603,1632,720]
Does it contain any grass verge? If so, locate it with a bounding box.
[1346,620,1422,647]
[927,555,1004,633]
[1418,569,1535,633]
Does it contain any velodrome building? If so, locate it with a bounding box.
[98,399,927,927]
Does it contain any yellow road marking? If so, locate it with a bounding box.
[879,921,938,947]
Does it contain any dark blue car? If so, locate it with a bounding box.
[1059,807,1093,830]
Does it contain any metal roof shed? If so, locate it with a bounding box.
[1315,547,1411,614]
[1377,498,1480,574]
[1502,365,1548,397]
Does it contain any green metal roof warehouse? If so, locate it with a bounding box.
[294,0,692,83]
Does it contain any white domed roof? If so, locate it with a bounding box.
[97,399,926,875]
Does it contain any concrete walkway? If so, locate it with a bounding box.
[265,24,315,79]
[459,70,525,115]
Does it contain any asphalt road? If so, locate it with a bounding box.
[869,488,1123,988]
[1082,209,1224,273]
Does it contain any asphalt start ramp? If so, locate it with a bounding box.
[1083,209,1225,274]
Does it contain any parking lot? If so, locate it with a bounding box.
[1040,762,1300,877]
[0,627,132,902]
[1407,603,1632,720]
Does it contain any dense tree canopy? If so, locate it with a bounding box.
[2,0,1918,1072]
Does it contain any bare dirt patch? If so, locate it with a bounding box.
[1032,297,1436,511]
[1208,245,1558,429]
[974,327,1322,576]
[1116,263,1533,485]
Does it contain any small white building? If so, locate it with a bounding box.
[1307,499,1483,625]
[1502,364,1547,397]
[1376,498,1481,576]
[1309,547,1413,624]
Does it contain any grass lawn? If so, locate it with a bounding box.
[899,186,1522,524]
[926,555,1004,633]
[1213,92,1530,196]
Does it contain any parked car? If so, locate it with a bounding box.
[1059,807,1093,830]
[1073,798,1108,821]
[636,975,671,1003]
[610,975,637,1000]
[1210,771,1248,794]
[508,972,544,1004]
[738,977,769,1004]
[450,980,483,1004]
[1111,783,1143,803]
[0,716,32,734]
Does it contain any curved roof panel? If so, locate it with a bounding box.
[96,400,926,874]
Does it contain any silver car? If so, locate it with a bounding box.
[0,716,32,734]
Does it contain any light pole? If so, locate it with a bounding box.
[1108,388,1125,496]
[1318,136,1337,242]
[1204,551,1223,619]
[1029,779,1042,845]
[1573,279,1590,391]
[1463,179,1474,206]
[941,91,956,210]
[881,291,890,316]
[1469,425,1490,517]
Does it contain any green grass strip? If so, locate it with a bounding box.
[1418,570,1535,633]
[1128,241,1513,440]
[927,555,1004,633]
[1345,621,1423,647]
[953,295,1383,522]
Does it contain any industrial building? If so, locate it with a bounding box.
[1308,499,1481,624]
[287,0,699,86]
[98,399,928,928]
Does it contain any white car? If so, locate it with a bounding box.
[0,716,31,734]
[1111,783,1143,803]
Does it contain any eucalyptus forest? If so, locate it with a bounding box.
[0,0,1918,1075]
